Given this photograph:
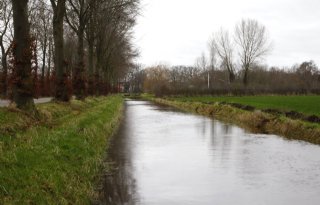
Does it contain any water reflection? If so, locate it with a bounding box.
[96,100,320,205]
[96,114,139,204]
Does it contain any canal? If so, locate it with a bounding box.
[97,100,320,205]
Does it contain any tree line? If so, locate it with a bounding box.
[127,19,320,96]
[0,0,139,112]
[135,61,320,97]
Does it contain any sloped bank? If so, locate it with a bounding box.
[151,98,320,145]
[0,96,124,204]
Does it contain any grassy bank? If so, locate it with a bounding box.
[148,96,320,145]
[0,96,124,204]
[167,95,320,116]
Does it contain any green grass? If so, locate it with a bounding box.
[167,95,320,116]
[0,95,124,204]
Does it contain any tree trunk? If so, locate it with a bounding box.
[229,72,235,83]
[74,27,86,99]
[52,0,70,101]
[95,45,102,96]
[87,2,96,96]
[88,37,94,95]
[0,44,8,97]
[41,40,47,96]
[243,67,249,86]
[47,38,53,96]
[11,0,36,112]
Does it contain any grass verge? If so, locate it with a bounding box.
[0,95,124,204]
[147,96,320,145]
[167,95,320,116]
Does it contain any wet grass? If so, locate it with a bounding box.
[167,95,320,116]
[0,96,124,204]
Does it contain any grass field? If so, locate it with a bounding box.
[168,95,320,116]
[0,96,123,204]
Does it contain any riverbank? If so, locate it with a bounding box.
[165,95,320,121]
[0,96,124,204]
[145,96,320,145]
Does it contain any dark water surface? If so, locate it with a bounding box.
[97,100,320,205]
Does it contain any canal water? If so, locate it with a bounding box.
[97,100,320,205]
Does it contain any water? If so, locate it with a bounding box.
[97,100,320,205]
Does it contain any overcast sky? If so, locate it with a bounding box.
[134,0,320,68]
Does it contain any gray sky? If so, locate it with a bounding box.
[134,0,320,67]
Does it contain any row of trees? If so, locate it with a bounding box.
[135,61,320,96]
[0,0,139,112]
[202,19,272,86]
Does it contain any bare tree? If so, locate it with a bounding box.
[0,0,12,97]
[50,0,70,101]
[28,0,53,96]
[144,64,170,96]
[46,34,54,95]
[207,37,216,71]
[211,29,235,83]
[94,0,139,94]
[126,63,144,93]
[37,1,52,95]
[195,53,211,89]
[65,0,93,99]
[11,0,36,112]
[195,52,207,71]
[85,0,97,95]
[295,61,319,90]
[235,19,271,86]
